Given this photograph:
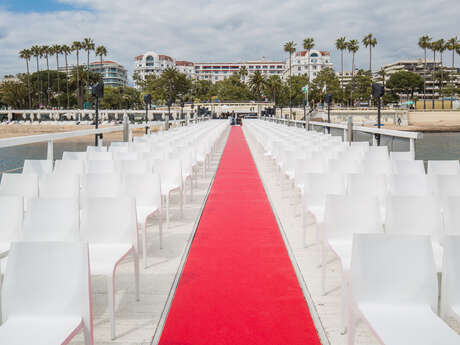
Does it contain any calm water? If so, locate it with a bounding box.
[1,131,460,173]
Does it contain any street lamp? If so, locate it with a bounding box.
[191,101,195,122]
[91,82,104,145]
[372,83,385,145]
[324,93,332,134]
[144,94,152,134]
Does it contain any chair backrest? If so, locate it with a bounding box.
[328,159,362,174]
[324,195,382,240]
[435,175,460,199]
[361,159,392,175]
[86,146,107,152]
[23,198,79,241]
[0,196,23,242]
[303,173,346,207]
[364,146,389,161]
[385,195,442,241]
[0,173,38,205]
[80,197,137,246]
[390,151,413,161]
[388,174,434,196]
[23,160,53,176]
[392,160,425,175]
[441,196,460,235]
[86,160,117,174]
[351,234,437,308]
[2,241,93,343]
[442,235,460,315]
[428,160,460,175]
[118,160,152,175]
[109,146,129,153]
[154,159,182,190]
[62,151,87,160]
[86,151,112,161]
[82,173,122,199]
[347,174,387,202]
[124,173,161,209]
[54,159,85,175]
[39,174,80,199]
[112,151,140,160]
[129,142,151,153]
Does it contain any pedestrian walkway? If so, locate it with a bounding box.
[158,126,321,345]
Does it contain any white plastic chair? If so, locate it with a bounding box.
[328,159,362,174]
[361,159,392,175]
[54,159,85,175]
[385,195,443,271]
[441,235,460,323]
[364,146,389,161]
[62,151,87,160]
[441,196,460,236]
[390,151,414,161]
[124,173,162,268]
[112,151,140,161]
[435,175,460,200]
[347,174,387,218]
[117,160,152,175]
[39,174,80,200]
[86,151,112,161]
[392,160,425,175]
[0,196,23,260]
[428,160,460,175]
[23,198,79,241]
[80,197,139,340]
[23,160,53,176]
[81,173,122,200]
[0,173,38,211]
[0,241,93,344]
[86,145,107,152]
[348,234,459,345]
[322,195,383,331]
[86,160,118,174]
[153,159,183,229]
[388,174,435,196]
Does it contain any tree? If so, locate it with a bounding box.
[429,39,439,108]
[446,37,459,108]
[83,38,95,102]
[239,66,248,82]
[19,48,32,108]
[95,45,108,80]
[61,44,72,108]
[346,39,359,106]
[310,67,341,104]
[72,41,83,108]
[249,70,265,100]
[191,79,213,101]
[264,75,282,104]
[362,34,377,72]
[303,37,315,80]
[418,35,431,109]
[347,70,372,103]
[30,45,42,107]
[386,70,424,102]
[335,37,347,92]
[141,67,192,105]
[211,74,252,101]
[433,39,446,108]
[51,44,62,108]
[283,41,296,119]
[41,45,51,106]
[0,80,29,109]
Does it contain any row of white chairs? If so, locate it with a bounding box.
[244,119,460,345]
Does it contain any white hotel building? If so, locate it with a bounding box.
[133,50,333,86]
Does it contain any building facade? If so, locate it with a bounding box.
[286,50,333,81]
[134,52,176,80]
[89,60,128,88]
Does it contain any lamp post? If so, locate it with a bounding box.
[144,94,152,134]
[191,101,195,123]
[324,93,332,134]
[91,82,104,146]
[372,83,385,146]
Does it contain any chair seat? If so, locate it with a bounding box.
[307,205,325,223]
[137,206,160,224]
[89,243,134,276]
[0,316,83,345]
[358,304,459,345]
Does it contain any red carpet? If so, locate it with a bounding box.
[159,127,321,345]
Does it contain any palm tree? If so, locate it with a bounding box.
[264,75,282,104]
[436,39,447,109]
[347,39,359,107]
[61,44,72,108]
[303,37,315,81]
[19,48,32,108]
[362,33,377,72]
[336,37,347,92]
[429,40,439,108]
[249,70,265,101]
[30,45,42,107]
[418,35,432,109]
[283,41,296,119]
[95,45,107,80]
[446,37,458,109]
[72,41,83,108]
[239,65,248,82]
[51,44,62,108]
[82,38,95,103]
[40,45,51,107]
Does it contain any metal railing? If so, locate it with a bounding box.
[261,116,423,157]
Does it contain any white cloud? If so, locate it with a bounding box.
[1,0,459,81]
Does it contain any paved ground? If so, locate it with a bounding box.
[243,125,460,345]
[69,127,229,345]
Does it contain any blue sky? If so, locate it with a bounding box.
[0,0,459,82]
[1,0,88,13]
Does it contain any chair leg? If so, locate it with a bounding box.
[190,177,193,201]
[341,272,348,335]
[321,243,327,295]
[158,210,163,249]
[347,306,357,345]
[180,187,184,218]
[83,325,93,345]
[107,275,116,340]
[165,194,170,230]
[133,250,140,302]
[141,222,147,269]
